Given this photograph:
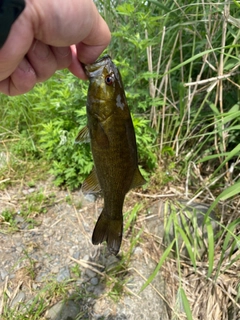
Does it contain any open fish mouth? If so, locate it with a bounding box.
[85,55,112,78]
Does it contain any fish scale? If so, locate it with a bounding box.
[76,55,146,255]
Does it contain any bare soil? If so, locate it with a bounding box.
[0,180,169,319]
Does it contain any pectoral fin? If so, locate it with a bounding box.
[95,123,109,148]
[75,126,90,143]
[130,167,146,190]
[82,168,101,194]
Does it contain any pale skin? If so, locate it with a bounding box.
[0,0,111,96]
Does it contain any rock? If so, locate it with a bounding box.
[168,200,219,258]
[10,291,26,308]
[93,283,105,296]
[28,188,36,193]
[0,268,8,281]
[145,199,219,258]
[32,283,39,290]
[83,255,90,261]
[91,250,169,320]
[43,217,52,225]
[103,255,120,271]
[16,246,23,253]
[92,298,111,319]
[132,246,143,256]
[90,277,99,286]
[84,194,96,203]
[56,267,70,282]
[35,271,50,282]
[0,187,176,320]
[51,266,60,274]
[69,247,80,260]
[48,229,55,237]
[72,250,80,260]
[14,215,25,224]
[22,188,35,195]
[45,300,81,320]
[84,268,97,279]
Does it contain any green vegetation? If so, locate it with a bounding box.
[0,188,56,234]
[0,0,239,319]
[1,279,73,320]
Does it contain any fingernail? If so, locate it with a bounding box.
[18,59,35,74]
[55,47,71,57]
[32,40,50,59]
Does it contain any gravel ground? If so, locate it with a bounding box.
[0,183,170,319]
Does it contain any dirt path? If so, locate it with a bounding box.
[0,182,169,319]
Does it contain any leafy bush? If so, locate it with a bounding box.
[39,122,93,189]
[0,70,90,188]
[0,65,156,189]
[0,0,239,193]
[100,0,240,187]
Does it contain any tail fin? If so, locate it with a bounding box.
[92,209,123,255]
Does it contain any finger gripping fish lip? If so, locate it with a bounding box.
[85,55,112,78]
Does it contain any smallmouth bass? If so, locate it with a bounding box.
[76,55,145,255]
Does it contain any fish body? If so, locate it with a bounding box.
[77,55,145,255]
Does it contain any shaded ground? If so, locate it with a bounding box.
[0,181,170,319]
[1,179,239,319]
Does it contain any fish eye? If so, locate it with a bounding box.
[105,73,114,85]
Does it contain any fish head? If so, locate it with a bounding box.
[85,55,128,120]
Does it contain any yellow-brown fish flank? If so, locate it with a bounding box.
[76,55,146,255]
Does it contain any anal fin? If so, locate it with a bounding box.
[130,167,146,190]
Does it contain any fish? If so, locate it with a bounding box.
[76,55,146,255]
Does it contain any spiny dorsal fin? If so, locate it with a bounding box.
[82,168,101,194]
[130,167,146,190]
[75,126,90,143]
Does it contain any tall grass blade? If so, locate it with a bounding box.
[124,203,143,232]
[205,181,240,222]
[206,216,214,277]
[218,182,240,201]
[215,218,240,278]
[147,0,178,17]
[177,227,197,269]
[140,239,175,292]
[179,287,193,320]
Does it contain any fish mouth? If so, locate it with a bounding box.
[84,55,112,78]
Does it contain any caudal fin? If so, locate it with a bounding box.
[92,209,123,255]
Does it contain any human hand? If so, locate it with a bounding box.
[0,0,111,95]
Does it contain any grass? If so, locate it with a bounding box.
[0,0,240,319]
[140,196,240,319]
[0,279,71,320]
[0,172,239,319]
[0,180,143,319]
[0,182,56,234]
[137,1,240,315]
